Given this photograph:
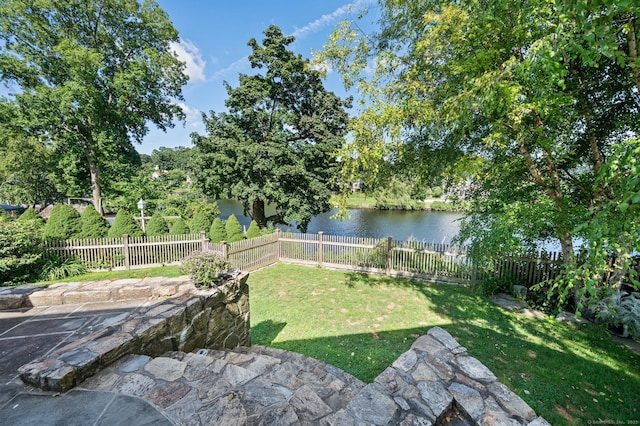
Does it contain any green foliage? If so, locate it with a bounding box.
[78,205,109,238]
[150,146,194,171]
[245,220,262,239]
[145,213,169,236]
[169,218,190,235]
[209,218,226,243]
[107,210,143,238]
[0,0,188,211]
[543,139,640,312]
[180,250,230,288]
[225,214,244,243]
[0,125,60,208]
[322,0,639,293]
[0,208,13,223]
[594,292,640,340]
[192,25,350,231]
[189,209,214,236]
[429,201,463,212]
[18,208,43,225]
[0,220,45,284]
[42,204,81,240]
[39,252,87,282]
[373,178,424,210]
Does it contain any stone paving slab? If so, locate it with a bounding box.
[79,345,366,425]
[0,390,173,426]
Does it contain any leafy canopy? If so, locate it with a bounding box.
[322,0,640,311]
[192,25,351,231]
[0,0,188,212]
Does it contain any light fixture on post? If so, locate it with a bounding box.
[137,198,147,232]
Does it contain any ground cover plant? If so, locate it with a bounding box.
[248,264,640,425]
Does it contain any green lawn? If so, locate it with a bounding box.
[331,192,377,208]
[248,263,640,425]
[36,265,183,285]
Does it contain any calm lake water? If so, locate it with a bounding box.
[215,199,463,244]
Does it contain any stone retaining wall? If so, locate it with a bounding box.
[18,273,250,392]
[324,327,550,425]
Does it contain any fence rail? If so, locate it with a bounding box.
[47,230,570,286]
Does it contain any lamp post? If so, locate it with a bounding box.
[137,198,147,233]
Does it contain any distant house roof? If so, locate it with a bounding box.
[0,204,25,213]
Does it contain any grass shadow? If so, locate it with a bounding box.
[249,264,640,425]
[251,319,287,346]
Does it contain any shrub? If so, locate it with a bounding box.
[180,250,230,288]
[594,291,640,340]
[225,214,244,243]
[42,204,81,240]
[209,218,226,243]
[108,210,143,238]
[0,220,45,284]
[79,205,109,238]
[146,213,169,236]
[246,220,261,239]
[189,203,218,234]
[18,208,44,226]
[39,252,87,281]
[0,208,11,222]
[169,218,190,235]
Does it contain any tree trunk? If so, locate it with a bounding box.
[252,199,267,229]
[627,16,640,93]
[81,138,104,215]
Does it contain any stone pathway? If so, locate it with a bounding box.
[79,345,366,425]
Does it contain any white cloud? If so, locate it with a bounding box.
[291,0,376,40]
[171,39,206,83]
[179,103,203,128]
[211,56,249,80]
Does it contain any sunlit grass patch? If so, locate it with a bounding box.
[249,263,640,425]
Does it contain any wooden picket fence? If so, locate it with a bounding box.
[46,230,570,286]
[46,233,208,270]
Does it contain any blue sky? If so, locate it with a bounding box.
[141,0,378,154]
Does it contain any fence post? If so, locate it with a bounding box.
[222,241,228,261]
[122,234,130,270]
[318,231,324,265]
[386,236,393,276]
[200,230,207,251]
[276,229,281,260]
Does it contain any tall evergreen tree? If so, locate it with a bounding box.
[225,214,244,243]
[79,205,109,238]
[107,210,143,238]
[192,25,350,231]
[209,218,226,243]
[146,213,169,236]
[245,220,262,239]
[169,218,189,235]
[42,204,81,240]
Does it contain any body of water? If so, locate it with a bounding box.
[215,199,463,244]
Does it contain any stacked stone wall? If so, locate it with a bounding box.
[18,273,250,392]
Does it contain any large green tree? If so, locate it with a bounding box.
[192,25,351,231]
[322,1,639,308]
[0,0,188,214]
